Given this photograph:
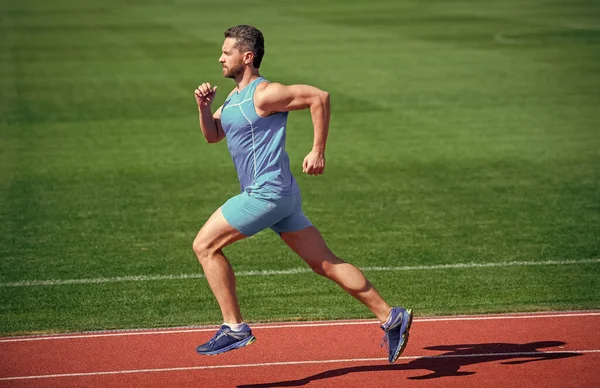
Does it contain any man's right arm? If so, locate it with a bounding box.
[198,105,225,143]
[195,82,226,143]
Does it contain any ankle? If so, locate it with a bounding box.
[379,307,394,325]
[224,322,246,331]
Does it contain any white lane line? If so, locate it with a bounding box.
[1,312,599,343]
[1,350,598,381]
[417,312,600,322]
[0,321,375,343]
[2,258,599,287]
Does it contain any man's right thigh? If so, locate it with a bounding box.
[221,191,294,237]
[193,206,247,253]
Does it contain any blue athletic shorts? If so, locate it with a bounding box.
[221,191,313,236]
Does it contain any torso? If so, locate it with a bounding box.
[220,77,300,197]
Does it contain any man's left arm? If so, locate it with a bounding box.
[254,83,330,175]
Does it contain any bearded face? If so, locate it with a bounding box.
[219,37,250,80]
[222,59,244,79]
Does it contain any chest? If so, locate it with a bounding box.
[220,97,258,137]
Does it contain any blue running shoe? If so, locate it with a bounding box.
[196,324,256,355]
[381,307,413,363]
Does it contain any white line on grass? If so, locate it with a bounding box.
[1,350,598,381]
[1,312,599,343]
[1,258,599,288]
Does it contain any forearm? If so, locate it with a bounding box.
[198,106,221,143]
[310,91,331,152]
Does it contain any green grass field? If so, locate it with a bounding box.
[1,0,599,336]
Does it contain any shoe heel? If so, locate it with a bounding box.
[406,309,414,330]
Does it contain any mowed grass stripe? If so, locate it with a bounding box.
[2,258,599,288]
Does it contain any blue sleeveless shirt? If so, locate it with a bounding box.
[220,77,300,197]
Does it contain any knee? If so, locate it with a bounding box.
[192,238,211,264]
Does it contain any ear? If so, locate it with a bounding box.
[243,51,255,66]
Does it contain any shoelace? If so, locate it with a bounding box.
[207,326,228,345]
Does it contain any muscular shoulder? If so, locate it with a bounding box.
[254,82,287,116]
[255,81,284,96]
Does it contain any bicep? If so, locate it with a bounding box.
[256,83,326,114]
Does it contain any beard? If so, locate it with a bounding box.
[222,61,244,79]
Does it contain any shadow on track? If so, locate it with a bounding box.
[237,341,581,387]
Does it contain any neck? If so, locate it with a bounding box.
[234,68,261,92]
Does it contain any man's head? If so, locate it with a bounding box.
[219,25,265,79]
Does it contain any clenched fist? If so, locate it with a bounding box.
[194,83,218,109]
[302,150,326,175]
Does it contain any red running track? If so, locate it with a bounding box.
[1,311,599,387]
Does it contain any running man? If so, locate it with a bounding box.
[193,24,412,363]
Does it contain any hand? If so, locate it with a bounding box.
[194,83,218,109]
[302,150,325,175]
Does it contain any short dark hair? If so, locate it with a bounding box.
[224,25,265,68]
